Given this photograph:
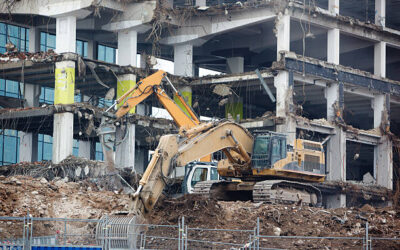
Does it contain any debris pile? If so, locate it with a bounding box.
[0,175,133,239]
[0,176,399,249]
[150,196,400,249]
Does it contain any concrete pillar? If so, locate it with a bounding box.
[56,16,76,53]
[325,81,346,207]
[327,0,340,64]
[325,0,346,208]
[52,61,75,163]
[87,40,96,60]
[327,29,340,64]
[373,94,392,189]
[325,83,339,121]
[118,29,138,66]
[28,27,40,53]
[374,42,386,77]
[114,73,137,170]
[274,71,296,144]
[328,0,339,15]
[225,57,244,120]
[53,113,74,163]
[174,43,194,116]
[115,123,136,170]
[375,0,386,27]
[20,27,41,162]
[276,12,290,61]
[117,74,137,113]
[174,43,194,77]
[226,57,244,74]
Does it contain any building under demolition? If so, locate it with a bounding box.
[0,0,399,211]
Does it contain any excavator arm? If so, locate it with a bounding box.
[114,70,200,128]
[131,121,254,216]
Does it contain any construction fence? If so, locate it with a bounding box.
[0,214,399,250]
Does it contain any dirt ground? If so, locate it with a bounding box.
[1,175,399,249]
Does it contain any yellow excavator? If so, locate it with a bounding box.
[98,71,326,243]
[98,70,211,164]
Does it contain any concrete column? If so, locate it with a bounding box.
[174,43,194,116]
[226,57,244,74]
[115,124,136,170]
[28,27,40,53]
[325,83,339,121]
[373,94,392,189]
[118,29,137,66]
[327,29,340,64]
[375,0,386,27]
[117,74,137,113]
[328,0,339,15]
[20,27,41,162]
[174,43,194,77]
[114,73,137,170]
[276,12,290,61]
[224,57,244,121]
[53,113,74,163]
[274,71,296,144]
[327,0,340,64]
[87,40,96,60]
[325,80,346,207]
[52,61,75,163]
[56,16,76,53]
[19,83,40,162]
[374,42,386,77]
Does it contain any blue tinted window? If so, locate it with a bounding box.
[73,139,79,157]
[38,134,52,161]
[40,87,54,104]
[40,32,56,51]
[95,142,103,161]
[0,129,19,165]
[97,44,116,63]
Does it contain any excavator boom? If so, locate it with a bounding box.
[131,121,253,215]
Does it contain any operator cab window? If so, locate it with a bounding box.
[191,167,208,187]
[210,167,219,180]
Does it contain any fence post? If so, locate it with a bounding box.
[365,221,370,250]
[185,224,188,250]
[30,215,33,248]
[181,216,185,250]
[178,219,181,250]
[257,217,260,250]
[22,215,26,250]
[63,220,67,245]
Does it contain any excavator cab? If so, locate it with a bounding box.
[251,132,287,169]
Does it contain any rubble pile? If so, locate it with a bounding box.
[150,196,400,249]
[0,176,399,249]
[0,175,133,238]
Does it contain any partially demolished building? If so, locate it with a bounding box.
[0,0,399,208]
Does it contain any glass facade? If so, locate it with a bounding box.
[0,23,29,165]
[97,44,116,63]
[0,28,106,163]
[95,44,117,161]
